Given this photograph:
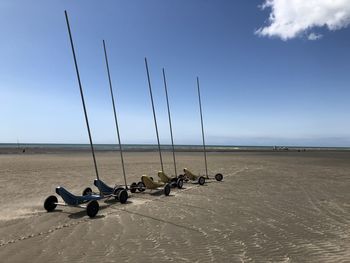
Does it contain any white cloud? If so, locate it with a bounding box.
[308,32,323,40]
[256,0,350,40]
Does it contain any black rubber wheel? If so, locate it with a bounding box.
[137,181,146,192]
[44,195,58,212]
[130,182,137,193]
[177,178,184,189]
[170,177,178,183]
[118,189,128,204]
[179,174,189,182]
[198,176,205,185]
[215,173,223,181]
[113,187,124,200]
[82,187,93,196]
[164,184,171,196]
[86,200,99,218]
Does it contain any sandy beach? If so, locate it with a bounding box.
[0,150,350,262]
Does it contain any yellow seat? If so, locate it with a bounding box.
[141,175,164,189]
[183,168,197,180]
[158,171,171,183]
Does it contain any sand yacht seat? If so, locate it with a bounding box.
[56,187,101,206]
[158,171,172,183]
[94,179,114,195]
[141,175,164,189]
[183,168,197,180]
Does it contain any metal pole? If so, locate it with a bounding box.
[64,11,100,184]
[102,40,128,189]
[144,58,164,172]
[196,77,208,179]
[162,68,177,177]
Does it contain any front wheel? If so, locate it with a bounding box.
[198,176,205,185]
[44,195,58,212]
[164,184,171,196]
[82,187,93,196]
[86,200,99,218]
[137,181,146,192]
[130,182,137,193]
[215,173,223,181]
[177,178,184,189]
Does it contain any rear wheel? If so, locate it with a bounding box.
[82,187,92,196]
[198,176,205,185]
[44,195,58,212]
[177,178,184,189]
[215,173,223,181]
[137,181,146,192]
[130,182,137,193]
[113,187,124,200]
[117,189,128,204]
[164,184,171,196]
[86,200,99,218]
[179,174,189,182]
[170,177,177,183]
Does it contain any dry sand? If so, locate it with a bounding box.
[0,150,350,262]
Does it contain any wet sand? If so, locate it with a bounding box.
[0,151,350,262]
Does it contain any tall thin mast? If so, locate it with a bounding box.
[162,68,177,176]
[102,40,128,189]
[144,58,164,172]
[196,77,208,179]
[64,11,100,184]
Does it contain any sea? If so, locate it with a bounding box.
[0,143,349,152]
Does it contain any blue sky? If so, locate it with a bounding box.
[1,0,350,146]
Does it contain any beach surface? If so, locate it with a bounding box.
[1,150,350,262]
